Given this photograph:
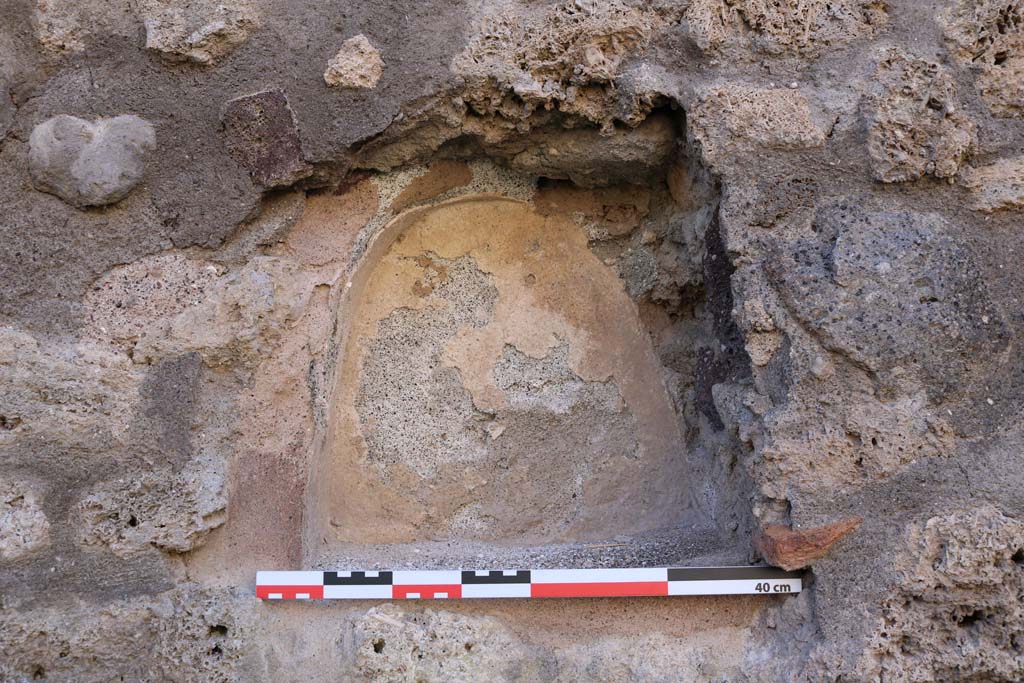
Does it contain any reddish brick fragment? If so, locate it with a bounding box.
[755,516,863,570]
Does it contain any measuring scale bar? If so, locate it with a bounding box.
[256,566,802,600]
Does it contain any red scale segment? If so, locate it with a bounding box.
[256,585,325,600]
[393,584,463,599]
[530,581,669,598]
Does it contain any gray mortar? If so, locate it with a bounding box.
[133,352,203,470]
[317,524,745,572]
[0,79,15,143]
[615,245,659,300]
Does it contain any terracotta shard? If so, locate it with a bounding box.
[755,516,863,570]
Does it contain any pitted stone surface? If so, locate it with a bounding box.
[942,0,1024,118]
[324,34,384,89]
[347,605,540,682]
[0,478,50,561]
[32,0,136,55]
[221,89,311,188]
[755,389,956,499]
[83,254,226,353]
[867,51,976,183]
[0,586,260,682]
[962,156,1024,212]
[130,256,315,368]
[454,0,661,127]
[868,507,1024,682]
[0,326,144,457]
[685,0,888,55]
[766,205,1005,389]
[344,603,754,682]
[78,453,227,556]
[140,0,258,64]
[689,86,826,171]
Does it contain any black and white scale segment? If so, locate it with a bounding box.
[256,566,802,600]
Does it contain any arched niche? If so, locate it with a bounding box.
[305,195,693,564]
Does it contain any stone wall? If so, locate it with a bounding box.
[1,0,1023,681]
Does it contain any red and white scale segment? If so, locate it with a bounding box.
[256,566,801,600]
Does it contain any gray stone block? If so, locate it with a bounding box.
[28,114,156,208]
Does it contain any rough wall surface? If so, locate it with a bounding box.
[1,1,1022,681]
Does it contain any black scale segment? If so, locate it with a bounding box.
[667,567,800,581]
[461,570,531,584]
[324,571,394,585]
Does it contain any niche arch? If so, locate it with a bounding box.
[305,194,696,564]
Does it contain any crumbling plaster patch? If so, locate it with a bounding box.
[181,163,583,584]
[312,195,691,547]
[140,0,259,65]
